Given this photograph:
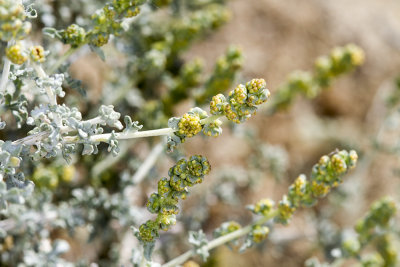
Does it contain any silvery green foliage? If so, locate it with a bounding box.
[22,239,72,267]
[166,117,182,152]
[98,105,124,130]
[24,103,132,161]
[0,180,34,210]
[0,141,23,176]
[1,184,143,266]
[36,73,65,97]
[123,115,143,133]
[131,248,161,267]
[188,230,209,261]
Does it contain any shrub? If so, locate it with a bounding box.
[0,1,397,267]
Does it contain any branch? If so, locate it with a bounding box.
[131,141,164,185]
[63,127,176,143]
[32,64,62,126]
[0,41,13,93]
[48,46,78,75]
[161,210,279,267]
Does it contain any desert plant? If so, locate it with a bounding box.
[1,1,395,267]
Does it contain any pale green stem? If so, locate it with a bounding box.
[64,127,176,143]
[131,142,164,184]
[32,63,62,126]
[85,116,104,126]
[48,47,78,74]
[162,210,279,267]
[0,41,13,93]
[200,114,222,125]
[12,109,223,146]
[66,113,223,144]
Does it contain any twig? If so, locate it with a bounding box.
[131,142,164,185]
[162,210,279,267]
[0,41,13,93]
[32,64,62,126]
[11,112,223,146]
[64,127,176,143]
[199,114,222,125]
[48,47,78,75]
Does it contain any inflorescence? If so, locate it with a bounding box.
[0,0,31,42]
[48,0,146,48]
[138,155,211,243]
[215,150,359,246]
[167,78,270,150]
[271,44,365,111]
[341,197,397,266]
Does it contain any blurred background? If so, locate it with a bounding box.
[175,1,400,266]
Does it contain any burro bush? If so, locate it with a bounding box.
[0,1,397,267]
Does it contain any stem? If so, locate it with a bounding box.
[63,127,176,143]
[11,110,221,146]
[32,64,62,126]
[0,41,13,93]
[162,210,279,267]
[131,142,164,184]
[48,47,78,74]
[12,131,52,146]
[200,114,222,125]
[84,116,103,125]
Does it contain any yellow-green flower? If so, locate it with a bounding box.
[5,43,27,65]
[178,113,202,138]
[29,45,46,63]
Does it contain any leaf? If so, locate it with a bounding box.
[42,27,62,39]
[143,241,155,261]
[89,44,105,61]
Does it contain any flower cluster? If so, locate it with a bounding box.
[355,197,396,242]
[176,108,207,139]
[29,45,46,63]
[6,44,47,65]
[271,44,365,111]
[138,155,211,243]
[5,43,27,65]
[166,79,270,151]
[248,150,358,225]
[89,0,144,47]
[213,221,242,238]
[339,197,398,266]
[315,44,365,86]
[202,149,359,258]
[0,0,31,41]
[278,150,357,223]
[48,0,146,48]
[210,78,270,123]
[61,24,86,48]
